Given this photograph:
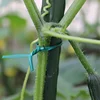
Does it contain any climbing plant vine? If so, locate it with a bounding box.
[2,0,100,100]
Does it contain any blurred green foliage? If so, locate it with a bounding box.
[0,0,100,100]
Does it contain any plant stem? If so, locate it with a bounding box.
[23,0,51,100]
[20,39,38,100]
[60,0,86,31]
[34,50,48,100]
[43,29,96,74]
[66,32,95,74]
[43,30,100,45]
[31,0,44,25]
[33,37,50,100]
[20,67,30,100]
[43,30,95,74]
[24,0,43,33]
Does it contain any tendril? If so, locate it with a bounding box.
[42,0,51,17]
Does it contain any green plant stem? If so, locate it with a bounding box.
[23,0,50,99]
[20,67,30,100]
[66,32,95,74]
[43,30,100,45]
[31,0,44,24]
[24,0,43,33]
[31,39,50,100]
[60,0,86,31]
[33,38,50,100]
[43,30,95,74]
[20,39,38,100]
[44,30,95,74]
[34,51,48,100]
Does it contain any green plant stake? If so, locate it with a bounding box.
[41,0,65,100]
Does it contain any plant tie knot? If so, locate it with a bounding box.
[2,42,62,71]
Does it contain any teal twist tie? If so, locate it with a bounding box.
[2,42,62,71]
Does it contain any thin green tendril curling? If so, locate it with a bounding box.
[42,0,51,17]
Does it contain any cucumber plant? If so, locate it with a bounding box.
[13,0,100,100]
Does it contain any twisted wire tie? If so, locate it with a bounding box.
[2,42,62,71]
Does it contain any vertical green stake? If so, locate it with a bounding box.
[41,0,65,100]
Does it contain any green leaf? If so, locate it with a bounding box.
[57,76,90,100]
[59,55,96,84]
[71,89,90,100]
[3,14,27,33]
[57,92,66,100]
[57,76,74,99]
